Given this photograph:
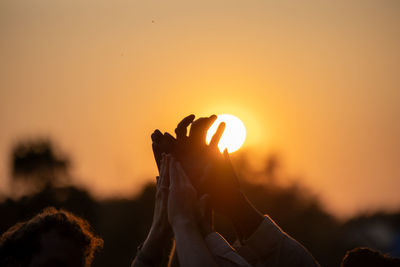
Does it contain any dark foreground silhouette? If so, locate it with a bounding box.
[341,247,400,267]
[0,207,103,266]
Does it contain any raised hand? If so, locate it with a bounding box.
[151,114,217,187]
[167,155,198,227]
[166,154,219,267]
[131,154,172,267]
[151,114,242,213]
[151,130,177,172]
[150,154,171,233]
[175,114,218,189]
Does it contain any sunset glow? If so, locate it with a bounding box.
[1,0,400,218]
[206,114,246,153]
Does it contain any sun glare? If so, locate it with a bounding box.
[206,114,246,153]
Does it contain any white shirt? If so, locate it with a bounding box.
[205,215,320,267]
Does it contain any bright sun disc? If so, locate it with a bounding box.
[206,114,246,153]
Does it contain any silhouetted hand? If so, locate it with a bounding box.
[199,149,242,216]
[175,114,219,189]
[166,154,213,235]
[152,115,241,212]
[151,129,177,172]
[167,155,199,228]
[150,154,171,234]
[151,114,264,241]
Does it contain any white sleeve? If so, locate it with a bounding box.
[205,232,252,267]
[236,215,321,267]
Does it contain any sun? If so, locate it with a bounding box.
[206,114,246,153]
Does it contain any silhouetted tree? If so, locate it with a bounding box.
[10,139,70,194]
[1,139,399,267]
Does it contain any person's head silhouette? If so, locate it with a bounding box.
[341,247,400,267]
[0,207,103,267]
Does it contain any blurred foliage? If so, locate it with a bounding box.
[1,139,399,267]
[10,139,70,194]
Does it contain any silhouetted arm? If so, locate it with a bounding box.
[131,230,170,267]
[167,156,218,267]
[225,191,264,241]
[131,156,172,267]
[151,114,319,266]
[173,221,217,267]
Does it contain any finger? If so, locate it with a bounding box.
[159,153,167,181]
[223,148,229,158]
[222,149,240,187]
[151,130,163,143]
[175,114,195,140]
[189,115,217,144]
[152,143,162,172]
[168,155,179,189]
[158,132,175,153]
[209,122,225,148]
[160,155,170,188]
[223,148,233,170]
[175,161,192,188]
[163,132,176,144]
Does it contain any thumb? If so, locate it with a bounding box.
[223,148,229,159]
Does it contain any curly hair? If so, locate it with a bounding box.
[0,207,103,267]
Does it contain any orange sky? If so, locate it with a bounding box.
[1,0,399,218]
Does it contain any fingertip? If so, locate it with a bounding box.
[209,115,217,123]
[151,129,162,141]
[215,122,226,134]
[178,114,196,128]
[164,132,175,140]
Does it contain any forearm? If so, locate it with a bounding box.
[173,221,218,267]
[132,226,172,267]
[228,192,264,241]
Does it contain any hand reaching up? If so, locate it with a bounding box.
[152,115,241,215]
[165,154,218,267]
[151,114,263,241]
[167,155,198,228]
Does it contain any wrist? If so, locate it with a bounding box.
[224,191,249,218]
[228,192,264,241]
[136,243,160,266]
[149,222,171,239]
[140,227,172,262]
